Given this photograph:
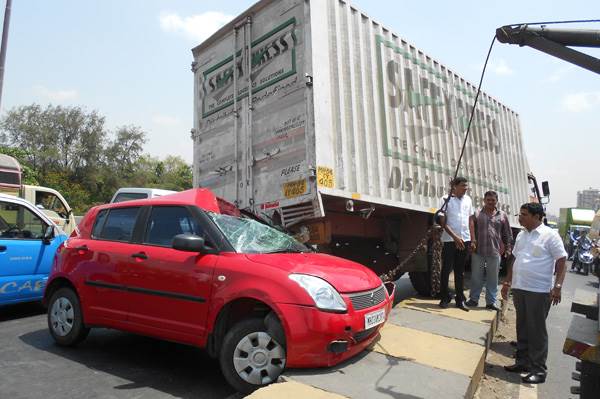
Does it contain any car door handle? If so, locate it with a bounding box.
[74,245,88,251]
[131,252,148,260]
[0,245,6,251]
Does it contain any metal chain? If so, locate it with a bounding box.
[380,225,443,297]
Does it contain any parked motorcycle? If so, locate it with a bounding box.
[572,236,594,276]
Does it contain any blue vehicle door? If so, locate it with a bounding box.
[0,199,64,305]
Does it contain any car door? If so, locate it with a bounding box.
[124,205,217,339]
[0,199,59,305]
[77,206,141,322]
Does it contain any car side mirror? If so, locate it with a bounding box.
[542,181,550,197]
[172,234,219,254]
[42,225,54,245]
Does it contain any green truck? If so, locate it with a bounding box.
[559,207,596,242]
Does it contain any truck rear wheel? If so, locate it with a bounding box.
[409,271,432,297]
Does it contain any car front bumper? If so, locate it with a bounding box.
[280,282,395,368]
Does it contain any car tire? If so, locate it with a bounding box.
[47,287,89,346]
[219,317,286,394]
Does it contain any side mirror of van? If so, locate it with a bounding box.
[172,234,219,254]
[42,225,54,245]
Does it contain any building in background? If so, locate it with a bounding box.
[577,187,600,211]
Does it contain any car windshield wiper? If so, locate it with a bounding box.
[264,248,305,254]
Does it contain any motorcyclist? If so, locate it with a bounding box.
[572,230,591,272]
[568,229,580,260]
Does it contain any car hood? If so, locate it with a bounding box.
[244,252,382,293]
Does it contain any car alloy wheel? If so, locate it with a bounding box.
[220,317,286,393]
[47,287,89,346]
[50,296,75,337]
[233,331,286,385]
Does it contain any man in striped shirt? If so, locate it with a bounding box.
[466,190,513,311]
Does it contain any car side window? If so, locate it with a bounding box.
[144,206,204,247]
[0,201,47,239]
[95,207,140,242]
[91,209,108,238]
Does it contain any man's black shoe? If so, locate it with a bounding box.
[521,372,546,384]
[486,304,500,311]
[439,300,450,309]
[504,364,530,373]
[465,299,478,307]
[456,302,470,312]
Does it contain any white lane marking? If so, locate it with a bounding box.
[519,381,538,399]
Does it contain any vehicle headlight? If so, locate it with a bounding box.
[289,274,347,312]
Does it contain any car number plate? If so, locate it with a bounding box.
[364,308,386,329]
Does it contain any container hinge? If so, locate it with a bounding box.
[305,73,313,87]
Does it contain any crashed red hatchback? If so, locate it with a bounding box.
[43,188,394,393]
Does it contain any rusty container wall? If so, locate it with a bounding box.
[192,0,531,228]
[310,0,530,226]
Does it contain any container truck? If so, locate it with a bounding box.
[0,154,77,235]
[191,0,533,294]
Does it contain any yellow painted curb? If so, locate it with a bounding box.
[370,323,484,377]
[246,380,349,399]
[399,297,496,324]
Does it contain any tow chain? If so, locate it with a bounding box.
[379,225,443,297]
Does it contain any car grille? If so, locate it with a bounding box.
[348,285,386,310]
[353,327,377,343]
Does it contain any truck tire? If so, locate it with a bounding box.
[409,271,432,297]
[47,287,89,346]
[219,318,286,394]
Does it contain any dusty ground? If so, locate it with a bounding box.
[474,299,524,399]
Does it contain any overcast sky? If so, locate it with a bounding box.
[1,0,598,215]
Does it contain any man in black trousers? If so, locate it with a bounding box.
[501,203,567,384]
[438,177,475,311]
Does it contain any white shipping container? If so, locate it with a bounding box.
[192,0,531,234]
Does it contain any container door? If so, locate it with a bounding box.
[194,0,317,219]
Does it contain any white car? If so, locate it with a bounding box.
[110,188,178,203]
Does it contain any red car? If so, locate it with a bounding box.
[43,189,394,393]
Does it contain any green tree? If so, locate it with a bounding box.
[1,103,192,212]
[1,104,106,180]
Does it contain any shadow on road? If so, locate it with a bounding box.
[19,327,236,399]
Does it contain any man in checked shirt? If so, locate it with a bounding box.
[465,190,513,311]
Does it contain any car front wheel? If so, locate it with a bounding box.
[47,287,89,346]
[219,317,286,394]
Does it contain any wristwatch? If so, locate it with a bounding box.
[554,283,562,289]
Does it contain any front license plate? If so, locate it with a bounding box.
[364,308,386,329]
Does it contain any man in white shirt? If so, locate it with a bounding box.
[501,203,567,384]
[438,177,475,311]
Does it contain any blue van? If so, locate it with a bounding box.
[0,194,67,306]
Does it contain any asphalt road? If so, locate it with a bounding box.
[2,270,591,399]
[0,275,415,399]
[0,303,237,399]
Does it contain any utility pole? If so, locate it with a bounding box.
[0,0,12,112]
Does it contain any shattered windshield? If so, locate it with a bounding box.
[208,212,308,254]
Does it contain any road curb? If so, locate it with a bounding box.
[247,296,499,399]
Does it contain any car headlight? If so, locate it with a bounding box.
[289,274,347,312]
